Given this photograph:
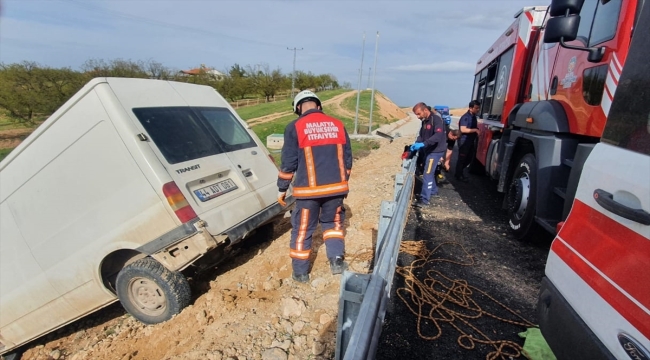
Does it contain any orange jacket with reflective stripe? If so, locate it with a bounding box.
[277,109,353,199]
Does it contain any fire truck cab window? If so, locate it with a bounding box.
[577,0,597,44]
[589,0,622,46]
[576,0,622,46]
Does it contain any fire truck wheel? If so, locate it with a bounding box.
[116,257,191,325]
[506,153,538,240]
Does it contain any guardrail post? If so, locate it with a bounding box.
[393,173,405,201]
[401,158,412,173]
[335,271,373,360]
[376,201,395,256]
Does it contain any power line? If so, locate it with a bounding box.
[60,0,288,49]
[287,47,303,99]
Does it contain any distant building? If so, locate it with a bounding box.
[179,64,225,80]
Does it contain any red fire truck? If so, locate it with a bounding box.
[470,0,643,239]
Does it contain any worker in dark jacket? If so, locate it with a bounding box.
[277,90,353,284]
[455,100,481,181]
[411,102,447,207]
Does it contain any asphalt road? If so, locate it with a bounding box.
[375,148,554,360]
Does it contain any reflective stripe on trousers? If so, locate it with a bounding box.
[290,196,346,275]
[420,151,445,203]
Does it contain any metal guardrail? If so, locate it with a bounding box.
[335,155,416,360]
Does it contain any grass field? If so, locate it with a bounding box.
[249,91,388,141]
[250,113,296,144]
[341,90,385,119]
[340,90,390,132]
[0,148,14,162]
[0,109,44,131]
[235,89,348,121]
[249,91,383,163]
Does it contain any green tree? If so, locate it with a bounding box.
[215,74,240,102]
[312,74,339,91]
[145,60,174,80]
[295,70,315,91]
[81,58,149,78]
[227,64,251,101]
[229,63,247,78]
[248,64,286,102]
[0,58,342,122]
[0,62,86,122]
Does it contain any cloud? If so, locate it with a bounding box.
[390,61,475,73]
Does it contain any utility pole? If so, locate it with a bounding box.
[287,47,303,99]
[368,31,379,133]
[354,32,366,135]
[367,67,371,89]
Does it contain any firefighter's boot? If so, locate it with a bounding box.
[329,256,347,275]
[292,272,310,283]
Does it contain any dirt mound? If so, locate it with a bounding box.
[450,108,466,116]
[375,93,407,120]
[18,136,415,360]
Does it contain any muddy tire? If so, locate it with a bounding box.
[506,153,538,240]
[116,257,191,324]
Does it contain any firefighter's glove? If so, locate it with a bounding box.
[277,191,287,207]
[410,142,425,151]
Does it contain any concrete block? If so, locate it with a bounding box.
[266,134,284,149]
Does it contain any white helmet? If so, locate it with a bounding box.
[292,90,321,115]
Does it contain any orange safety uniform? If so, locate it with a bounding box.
[277,109,353,198]
[277,109,353,275]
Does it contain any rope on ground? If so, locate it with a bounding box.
[396,240,535,360]
[346,248,374,273]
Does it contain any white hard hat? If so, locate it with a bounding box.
[292,90,321,115]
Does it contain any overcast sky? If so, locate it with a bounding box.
[1,0,532,108]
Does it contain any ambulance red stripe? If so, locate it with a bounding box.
[552,200,650,339]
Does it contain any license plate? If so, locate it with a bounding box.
[194,179,238,202]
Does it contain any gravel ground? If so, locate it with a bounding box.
[376,158,554,360]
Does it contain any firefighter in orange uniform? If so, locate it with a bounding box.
[277,90,353,284]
